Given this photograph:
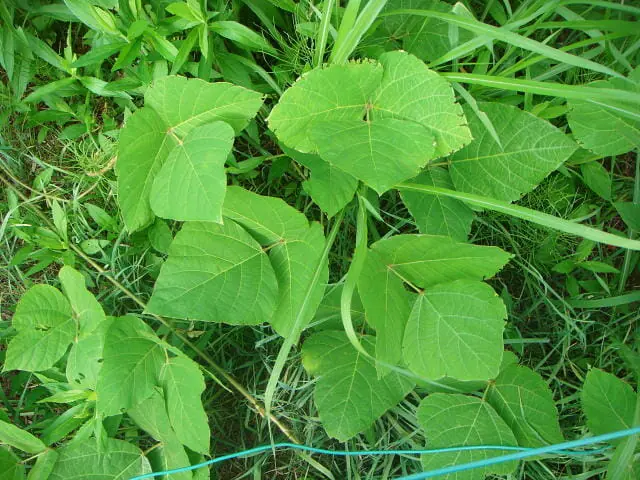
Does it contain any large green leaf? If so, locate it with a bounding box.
[145,76,263,135]
[311,118,434,194]
[0,447,24,480]
[283,146,357,218]
[160,355,210,454]
[567,68,640,157]
[223,187,328,337]
[96,316,165,416]
[117,76,263,231]
[58,266,105,337]
[268,62,383,152]
[0,420,46,454]
[302,331,414,441]
[150,122,234,223]
[400,167,473,240]
[486,364,563,446]
[582,368,636,444]
[417,394,518,480]
[450,103,577,202]
[5,285,74,372]
[49,438,151,480]
[372,50,472,157]
[403,280,506,381]
[66,319,113,390]
[147,220,278,325]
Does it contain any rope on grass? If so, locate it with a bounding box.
[129,426,639,480]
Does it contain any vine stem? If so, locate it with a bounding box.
[0,170,301,445]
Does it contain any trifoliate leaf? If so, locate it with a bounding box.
[49,438,151,480]
[0,420,47,454]
[160,355,210,454]
[268,62,383,152]
[567,67,640,157]
[5,285,74,372]
[150,121,234,223]
[311,118,435,194]
[450,103,577,202]
[403,280,506,381]
[283,146,357,218]
[302,331,414,441]
[486,364,563,446]
[58,266,105,336]
[373,50,472,157]
[582,368,636,444]
[147,220,278,325]
[96,316,165,416]
[417,394,518,480]
[400,167,473,240]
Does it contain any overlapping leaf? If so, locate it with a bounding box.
[59,265,105,336]
[450,103,577,202]
[418,394,518,480]
[147,220,278,325]
[302,331,414,441]
[403,280,506,381]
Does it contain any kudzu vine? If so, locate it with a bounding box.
[2,50,639,479]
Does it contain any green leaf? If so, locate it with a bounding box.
[372,50,471,158]
[27,449,58,480]
[283,146,357,218]
[581,161,612,201]
[403,280,506,381]
[0,447,25,480]
[311,118,434,194]
[58,266,105,336]
[210,21,276,54]
[582,368,636,444]
[417,394,518,479]
[400,167,473,240]
[63,0,121,37]
[567,68,640,157]
[450,103,577,202]
[66,319,112,390]
[0,420,47,454]
[148,218,173,254]
[268,62,383,152]
[302,331,414,441]
[150,121,234,222]
[49,438,151,480]
[614,202,640,231]
[160,355,210,454]
[147,220,278,325]
[5,285,74,372]
[486,364,563,446]
[96,316,165,416]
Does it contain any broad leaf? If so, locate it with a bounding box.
[567,67,640,157]
[147,220,278,325]
[5,285,74,372]
[582,368,636,444]
[0,447,24,480]
[150,121,234,222]
[145,76,263,135]
[0,420,46,454]
[417,394,518,480]
[96,316,165,416]
[400,167,473,240]
[372,50,472,157]
[49,438,151,480]
[66,319,112,390]
[302,331,414,441]
[268,62,383,152]
[58,266,105,336]
[311,118,435,194]
[283,146,357,218]
[450,103,577,202]
[581,161,612,201]
[403,280,506,381]
[486,364,563,446]
[160,355,210,454]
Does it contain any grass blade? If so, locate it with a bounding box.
[397,183,640,250]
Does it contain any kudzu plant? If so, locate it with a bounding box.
[2,51,639,479]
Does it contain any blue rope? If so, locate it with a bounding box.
[129,426,639,480]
